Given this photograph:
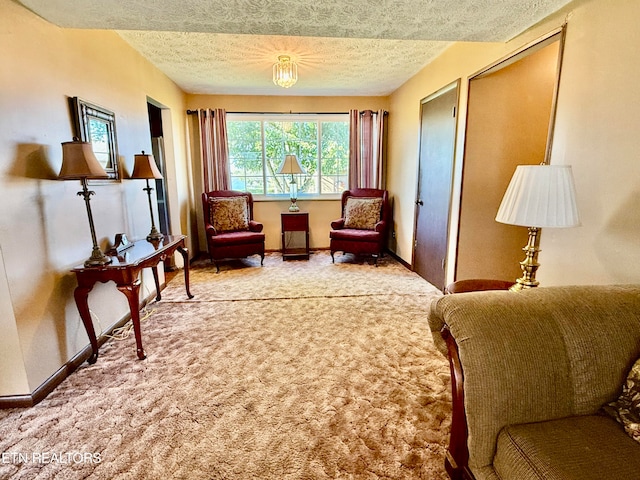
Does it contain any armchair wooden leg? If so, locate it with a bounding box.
[331,251,335,263]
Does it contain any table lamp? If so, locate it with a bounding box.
[277,154,305,212]
[496,164,580,291]
[59,138,112,267]
[131,151,164,241]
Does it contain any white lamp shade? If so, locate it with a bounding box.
[277,154,305,175]
[496,165,580,228]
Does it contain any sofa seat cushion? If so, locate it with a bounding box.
[329,228,380,242]
[494,415,640,480]
[210,230,265,247]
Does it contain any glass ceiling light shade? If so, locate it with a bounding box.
[131,151,164,241]
[496,164,580,291]
[277,154,305,211]
[272,55,298,88]
[59,139,112,267]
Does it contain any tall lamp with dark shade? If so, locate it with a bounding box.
[277,154,305,212]
[496,164,580,291]
[131,151,164,241]
[59,138,112,267]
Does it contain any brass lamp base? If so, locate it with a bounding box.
[78,178,112,268]
[146,226,164,242]
[84,247,112,267]
[509,226,541,292]
[143,179,164,242]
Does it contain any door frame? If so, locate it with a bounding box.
[411,79,461,287]
[453,27,566,281]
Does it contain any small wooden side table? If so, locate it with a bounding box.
[281,212,310,260]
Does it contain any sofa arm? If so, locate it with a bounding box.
[249,220,263,233]
[434,285,640,477]
[205,225,218,236]
[330,218,345,229]
[441,325,472,480]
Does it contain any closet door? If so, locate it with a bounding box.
[413,82,459,290]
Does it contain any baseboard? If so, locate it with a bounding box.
[0,289,162,410]
[385,249,412,270]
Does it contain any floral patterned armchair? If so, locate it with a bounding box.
[329,188,390,265]
[202,190,265,272]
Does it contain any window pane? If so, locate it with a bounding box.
[226,115,348,197]
[228,121,263,192]
[321,121,349,176]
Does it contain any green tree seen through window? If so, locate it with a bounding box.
[227,114,349,196]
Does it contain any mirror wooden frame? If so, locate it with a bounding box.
[69,97,120,180]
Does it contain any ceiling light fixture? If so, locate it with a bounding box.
[272,55,298,88]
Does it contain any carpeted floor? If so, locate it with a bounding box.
[0,251,450,479]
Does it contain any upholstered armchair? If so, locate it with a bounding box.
[202,190,265,272]
[330,188,390,265]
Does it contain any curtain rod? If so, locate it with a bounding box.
[186,110,388,115]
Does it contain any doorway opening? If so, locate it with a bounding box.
[147,101,171,238]
[455,30,565,282]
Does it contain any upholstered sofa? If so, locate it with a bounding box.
[427,285,640,480]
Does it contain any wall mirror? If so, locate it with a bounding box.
[70,97,120,180]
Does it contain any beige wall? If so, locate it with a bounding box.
[388,0,639,286]
[540,0,640,285]
[185,95,389,252]
[0,0,188,394]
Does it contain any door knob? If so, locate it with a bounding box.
[416,199,424,206]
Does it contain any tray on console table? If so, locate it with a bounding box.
[71,234,193,364]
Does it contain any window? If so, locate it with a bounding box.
[227,114,349,197]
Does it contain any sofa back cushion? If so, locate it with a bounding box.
[428,285,640,475]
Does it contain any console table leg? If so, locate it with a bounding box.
[117,283,146,360]
[74,285,99,364]
[151,266,161,301]
[177,246,194,299]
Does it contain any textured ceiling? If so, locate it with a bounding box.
[18,0,573,96]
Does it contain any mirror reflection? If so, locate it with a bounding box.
[70,97,119,180]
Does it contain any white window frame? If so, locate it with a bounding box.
[226,113,349,201]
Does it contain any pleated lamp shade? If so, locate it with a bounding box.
[496,165,580,228]
[59,139,108,179]
[131,151,163,179]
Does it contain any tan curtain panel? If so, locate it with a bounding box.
[349,109,387,189]
[198,108,230,191]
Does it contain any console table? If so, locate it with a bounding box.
[281,212,310,260]
[71,234,193,364]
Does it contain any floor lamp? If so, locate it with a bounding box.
[59,139,112,267]
[496,164,580,291]
[131,151,164,242]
